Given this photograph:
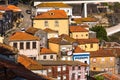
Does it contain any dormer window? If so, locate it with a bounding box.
[49,12,54,15]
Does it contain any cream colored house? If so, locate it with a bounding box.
[39,48,57,60]
[8,32,40,60]
[76,38,99,51]
[33,10,69,35]
[70,26,89,39]
[43,28,58,39]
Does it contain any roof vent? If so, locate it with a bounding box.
[49,12,54,15]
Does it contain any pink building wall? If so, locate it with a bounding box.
[69,66,87,80]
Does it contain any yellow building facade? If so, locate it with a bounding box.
[90,48,118,74]
[90,57,116,74]
[71,32,89,39]
[33,10,69,35]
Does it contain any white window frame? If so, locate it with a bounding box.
[63,66,66,71]
[57,66,61,72]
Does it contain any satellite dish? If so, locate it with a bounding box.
[67,51,72,56]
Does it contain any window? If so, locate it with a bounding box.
[110,57,113,61]
[57,66,61,72]
[20,42,24,49]
[76,35,78,38]
[26,42,30,49]
[93,67,96,70]
[90,44,93,48]
[48,68,52,72]
[72,66,75,70]
[84,61,87,64]
[55,20,59,27]
[43,55,46,59]
[72,73,75,80]
[30,57,36,60]
[57,76,61,80]
[101,58,105,62]
[50,55,53,59]
[44,21,48,27]
[63,75,66,80]
[86,34,88,36]
[32,42,36,49]
[78,75,80,79]
[78,66,81,70]
[93,58,96,63]
[63,66,66,71]
[13,42,17,48]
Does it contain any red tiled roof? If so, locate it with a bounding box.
[76,38,99,44]
[90,48,115,57]
[0,5,21,12]
[74,46,85,53]
[9,32,40,41]
[26,27,40,35]
[0,42,18,55]
[70,26,88,32]
[0,55,47,80]
[36,2,71,8]
[7,5,21,12]
[40,48,57,54]
[44,28,58,33]
[74,17,98,22]
[17,55,44,70]
[34,10,68,19]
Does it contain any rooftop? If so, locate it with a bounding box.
[17,55,44,70]
[76,38,99,44]
[36,2,72,8]
[0,42,18,55]
[90,48,115,57]
[26,27,40,35]
[74,46,85,53]
[38,60,88,66]
[34,10,68,19]
[73,17,98,23]
[41,48,57,54]
[44,28,58,33]
[9,32,40,41]
[49,37,71,45]
[70,26,88,32]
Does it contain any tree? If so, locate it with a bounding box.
[90,26,109,41]
[94,75,104,80]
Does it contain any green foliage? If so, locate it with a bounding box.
[94,75,104,80]
[90,26,109,41]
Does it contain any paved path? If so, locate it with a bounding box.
[106,23,120,36]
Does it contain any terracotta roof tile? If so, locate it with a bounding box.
[0,54,47,80]
[76,38,99,44]
[36,2,71,8]
[38,60,88,66]
[44,28,58,33]
[0,5,21,12]
[73,17,98,23]
[26,27,40,35]
[7,5,21,12]
[9,32,40,41]
[90,48,115,57]
[34,10,68,19]
[59,34,76,43]
[49,37,71,45]
[40,48,57,54]
[17,55,44,70]
[0,42,18,55]
[74,46,85,53]
[70,26,88,32]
